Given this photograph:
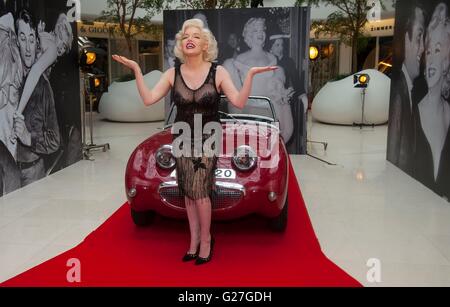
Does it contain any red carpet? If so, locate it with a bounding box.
[1,156,361,287]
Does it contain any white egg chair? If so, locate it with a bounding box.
[98,70,165,122]
[311,69,390,125]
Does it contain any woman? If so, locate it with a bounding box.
[0,12,23,159]
[269,35,308,146]
[113,18,277,264]
[14,13,73,116]
[0,141,21,197]
[218,33,241,63]
[0,12,21,194]
[8,12,72,146]
[415,2,450,199]
[222,17,294,142]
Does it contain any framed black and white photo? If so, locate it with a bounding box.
[387,0,450,200]
[163,7,311,154]
[0,0,81,196]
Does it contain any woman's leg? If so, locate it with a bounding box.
[195,196,212,258]
[185,196,200,254]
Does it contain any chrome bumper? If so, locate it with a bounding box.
[158,181,245,210]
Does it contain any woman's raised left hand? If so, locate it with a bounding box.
[249,66,278,76]
[112,54,140,72]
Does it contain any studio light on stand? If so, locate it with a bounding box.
[352,73,374,129]
[79,42,110,160]
[308,45,327,152]
[306,45,335,166]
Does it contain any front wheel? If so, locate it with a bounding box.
[131,207,155,226]
[268,195,288,232]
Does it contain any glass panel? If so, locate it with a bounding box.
[377,36,393,77]
[166,96,276,126]
[224,96,275,121]
[309,40,340,97]
[138,40,162,74]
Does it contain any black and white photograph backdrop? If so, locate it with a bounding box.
[163,7,311,154]
[387,0,450,200]
[0,0,81,196]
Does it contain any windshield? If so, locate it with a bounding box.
[165,95,277,126]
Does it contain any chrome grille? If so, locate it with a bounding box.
[159,181,245,210]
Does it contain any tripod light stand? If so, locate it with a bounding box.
[352,73,375,129]
[306,45,333,165]
[79,44,110,160]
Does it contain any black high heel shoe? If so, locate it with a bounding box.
[195,237,215,265]
[182,243,200,262]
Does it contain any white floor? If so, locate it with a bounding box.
[1,113,450,286]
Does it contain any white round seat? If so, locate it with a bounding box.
[99,70,165,122]
[311,69,390,125]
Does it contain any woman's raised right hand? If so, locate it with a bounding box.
[112,54,139,71]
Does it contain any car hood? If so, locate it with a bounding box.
[158,122,279,152]
[126,121,283,181]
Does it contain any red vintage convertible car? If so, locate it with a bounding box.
[125,96,289,231]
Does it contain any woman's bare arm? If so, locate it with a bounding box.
[16,40,57,114]
[0,13,14,31]
[217,65,278,110]
[112,55,173,106]
[17,32,58,114]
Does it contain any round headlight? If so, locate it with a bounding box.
[156,145,176,169]
[232,145,257,171]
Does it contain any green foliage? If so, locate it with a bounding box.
[296,0,382,44]
[357,36,370,52]
[99,0,174,55]
[295,0,387,73]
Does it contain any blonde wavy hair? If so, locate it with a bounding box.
[0,26,23,109]
[242,18,266,49]
[54,13,73,55]
[174,18,218,63]
[425,3,450,101]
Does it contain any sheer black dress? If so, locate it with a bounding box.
[171,62,222,200]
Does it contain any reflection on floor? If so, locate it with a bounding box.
[1,113,450,286]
